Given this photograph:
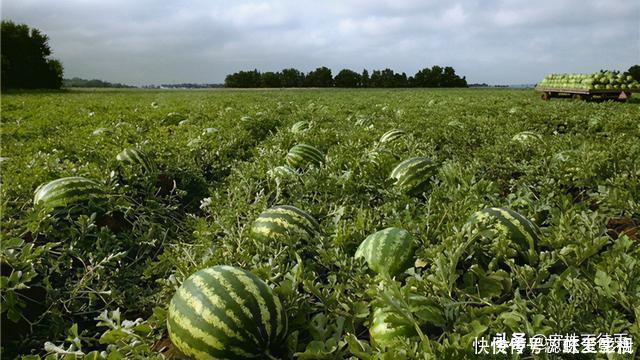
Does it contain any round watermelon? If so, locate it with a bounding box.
[267,165,298,180]
[390,157,437,195]
[116,147,157,174]
[34,177,105,210]
[251,205,320,245]
[511,131,542,143]
[167,265,287,359]
[465,207,540,264]
[369,307,416,349]
[285,144,324,169]
[162,112,186,126]
[92,128,112,136]
[290,121,311,134]
[354,227,416,276]
[379,129,406,144]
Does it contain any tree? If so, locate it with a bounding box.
[1,21,64,89]
[224,69,261,87]
[334,69,361,87]
[626,65,640,82]
[261,71,282,87]
[305,67,333,87]
[224,65,467,88]
[281,68,305,87]
[369,70,382,87]
[412,65,466,87]
[360,69,370,87]
[393,72,408,87]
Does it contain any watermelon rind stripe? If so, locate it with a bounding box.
[205,268,270,344]
[199,269,265,344]
[182,274,260,345]
[380,129,406,143]
[275,205,320,230]
[355,227,416,276]
[286,144,324,168]
[168,265,286,359]
[224,267,273,338]
[256,210,318,235]
[34,177,104,209]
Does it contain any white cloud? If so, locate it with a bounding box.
[2,0,638,85]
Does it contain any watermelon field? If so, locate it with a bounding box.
[1,88,639,358]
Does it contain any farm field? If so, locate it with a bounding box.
[1,88,639,358]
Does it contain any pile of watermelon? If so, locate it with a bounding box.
[538,70,640,90]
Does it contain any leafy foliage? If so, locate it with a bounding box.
[1,89,639,358]
[1,21,64,89]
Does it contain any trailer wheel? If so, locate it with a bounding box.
[541,92,550,101]
[572,94,583,101]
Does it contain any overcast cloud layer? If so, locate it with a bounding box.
[2,0,639,85]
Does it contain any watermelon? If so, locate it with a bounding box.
[34,177,105,210]
[285,144,324,169]
[369,307,416,349]
[187,138,203,148]
[162,112,186,126]
[447,120,464,129]
[354,227,416,276]
[511,131,542,143]
[390,157,437,195]
[267,165,298,179]
[290,121,311,134]
[167,265,287,359]
[92,128,112,136]
[251,205,319,245]
[116,147,157,174]
[365,148,393,167]
[465,207,540,264]
[379,129,406,143]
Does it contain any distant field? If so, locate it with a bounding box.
[1,88,639,358]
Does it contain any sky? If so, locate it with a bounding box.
[2,0,639,85]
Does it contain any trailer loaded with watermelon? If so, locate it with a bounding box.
[1,89,639,358]
[536,70,640,102]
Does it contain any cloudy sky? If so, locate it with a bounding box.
[3,0,639,85]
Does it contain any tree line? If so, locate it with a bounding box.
[63,77,135,88]
[224,66,468,88]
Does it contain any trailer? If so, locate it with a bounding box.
[535,86,638,102]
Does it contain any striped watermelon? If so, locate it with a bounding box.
[365,148,393,167]
[369,307,417,349]
[447,120,464,129]
[285,144,324,169]
[379,129,406,144]
[290,121,311,134]
[92,128,112,136]
[167,265,287,359]
[390,157,438,195]
[511,131,542,143]
[162,112,186,126]
[187,138,203,148]
[116,147,157,174]
[251,205,320,245]
[465,207,540,263]
[354,227,416,276]
[267,165,298,180]
[34,177,105,210]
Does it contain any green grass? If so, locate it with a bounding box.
[1,88,639,358]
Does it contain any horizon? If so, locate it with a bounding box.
[3,0,639,86]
